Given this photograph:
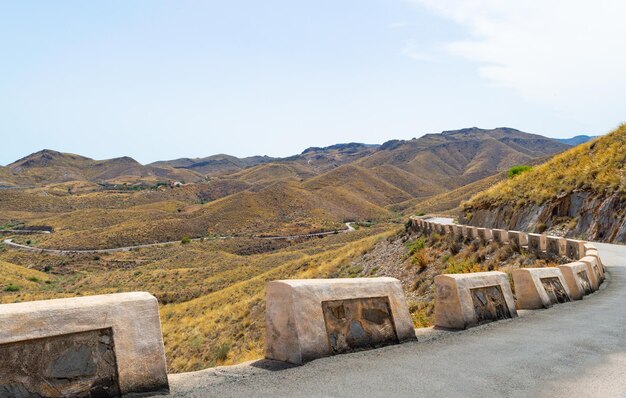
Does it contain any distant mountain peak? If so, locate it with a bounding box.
[301,142,378,154]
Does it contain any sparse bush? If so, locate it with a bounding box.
[4,285,20,292]
[535,223,548,233]
[508,165,533,178]
[43,265,52,273]
[27,276,40,283]
[415,211,425,216]
[215,343,230,362]
[181,236,191,244]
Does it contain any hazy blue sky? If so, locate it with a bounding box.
[2,1,625,165]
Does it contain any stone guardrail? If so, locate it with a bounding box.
[0,292,168,397]
[265,278,416,364]
[410,217,605,328]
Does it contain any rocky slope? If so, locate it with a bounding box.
[463,125,626,242]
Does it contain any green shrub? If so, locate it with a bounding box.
[181,236,191,244]
[27,276,40,283]
[508,165,533,178]
[415,211,425,216]
[4,285,20,292]
[406,237,426,255]
[215,343,230,361]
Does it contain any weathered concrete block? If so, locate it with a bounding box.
[527,233,547,253]
[492,229,509,243]
[566,239,586,260]
[579,256,603,289]
[585,248,605,275]
[0,292,168,396]
[559,262,594,300]
[265,278,416,364]
[466,226,478,240]
[512,268,571,309]
[476,228,493,242]
[546,236,567,257]
[508,231,529,247]
[434,271,517,330]
[460,225,470,239]
[451,225,462,237]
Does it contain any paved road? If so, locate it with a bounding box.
[159,241,626,397]
[1,223,356,255]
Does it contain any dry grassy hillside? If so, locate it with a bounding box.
[5,149,204,186]
[464,124,626,241]
[0,225,397,372]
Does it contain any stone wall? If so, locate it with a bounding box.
[265,278,416,364]
[411,217,606,328]
[0,292,169,396]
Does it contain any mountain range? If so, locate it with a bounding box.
[0,127,583,248]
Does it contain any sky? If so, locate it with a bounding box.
[2,0,626,165]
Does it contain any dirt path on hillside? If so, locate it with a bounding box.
[1,223,357,255]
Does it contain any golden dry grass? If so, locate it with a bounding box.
[467,124,626,208]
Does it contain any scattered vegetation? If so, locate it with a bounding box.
[468,124,626,207]
[507,165,533,178]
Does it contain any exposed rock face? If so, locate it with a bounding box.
[464,190,626,243]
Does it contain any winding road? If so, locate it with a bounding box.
[1,223,357,255]
[154,240,626,397]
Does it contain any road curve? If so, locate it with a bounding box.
[158,241,626,398]
[1,223,357,255]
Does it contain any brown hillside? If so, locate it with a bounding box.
[463,124,626,242]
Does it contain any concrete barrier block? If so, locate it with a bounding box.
[566,239,586,260]
[559,262,594,300]
[0,292,168,396]
[579,256,603,289]
[585,248,605,274]
[546,236,566,257]
[451,225,462,237]
[460,225,470,239]
[476,228,493,242]
[434,271,517,330]
[265,277,416,364]
[527,233,547,253]
[466,226,478,240]
[512,268,571,309]
[492,229,509,243]
[508,231,529,247]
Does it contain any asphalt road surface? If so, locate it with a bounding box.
[155,241,626,398]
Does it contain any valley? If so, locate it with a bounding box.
[0,127,598,373]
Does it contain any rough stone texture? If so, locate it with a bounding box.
[0,328,120,397]
[461,225,470,239]
[322,297,398,355]
[467,226,479,240]
[434,271,517,330]
[265,278,416,364]
[527,233,547,253]
[492,229,509,243]
[512,268,571,309]
[465,191,626,243]
[559,262,593,300]
[546,236,567,257]
[0,292,168,396]
[476,228,493,242]
[579,256,603,290]
[585,248,605,275]
[507,231,528,248]
[566,239,586,260]
[451,225,462,237]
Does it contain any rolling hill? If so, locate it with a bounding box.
[1,127,572,248]
[5,149,205,186]
[463,124,626,242]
